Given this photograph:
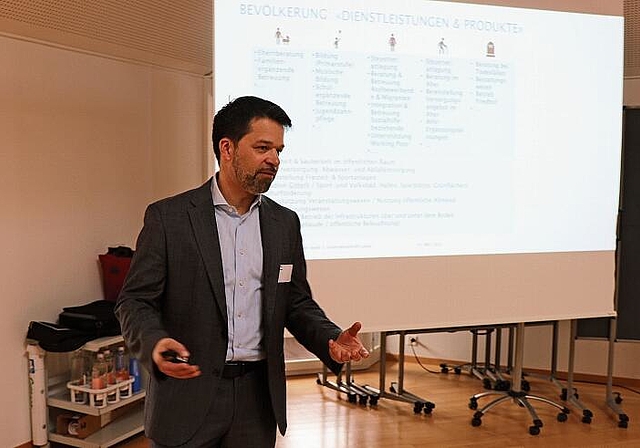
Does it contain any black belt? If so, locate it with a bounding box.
[222,360,266,378]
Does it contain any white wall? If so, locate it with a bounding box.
[0,35,208,447]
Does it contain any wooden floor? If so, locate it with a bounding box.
[117,360,640,448]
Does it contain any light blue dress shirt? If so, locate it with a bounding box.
[211,176,266,362]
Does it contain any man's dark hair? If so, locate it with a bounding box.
[211,96,292,162]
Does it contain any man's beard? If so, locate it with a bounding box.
[232,155,276,194]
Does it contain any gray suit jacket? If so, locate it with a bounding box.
[115,179,342,445]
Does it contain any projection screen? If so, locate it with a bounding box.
[213,0,624,331]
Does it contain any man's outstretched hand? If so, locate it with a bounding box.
[152,337,201,379]
[328,322,370,363]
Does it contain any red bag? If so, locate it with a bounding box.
[99,246,133,302]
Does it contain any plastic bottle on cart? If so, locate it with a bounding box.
[115,346,131,398]
[103,350,115,383]
[103,349,118,403]
[129,357,142,393]
[91,353,107,407]
[69,349,88,404]
[91,353,106,387]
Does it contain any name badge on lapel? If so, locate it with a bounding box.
[278,264,293,283]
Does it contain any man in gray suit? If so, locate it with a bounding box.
[115,96,369,448]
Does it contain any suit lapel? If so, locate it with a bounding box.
[260,199,281,328]
[188,180,228,325]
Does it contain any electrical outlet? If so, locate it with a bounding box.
[410,336,418,346]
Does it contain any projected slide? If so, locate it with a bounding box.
[214,0,623,260]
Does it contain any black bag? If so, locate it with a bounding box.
[27,321,95,352]
[58,300,121,337]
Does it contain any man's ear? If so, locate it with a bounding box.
[219,138,234,160]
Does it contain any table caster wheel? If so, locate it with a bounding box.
[471,417,482,427]
[557,412,568,422]
[560,388,568,401]
[529,425,540,435]
[618,414,629,428]
[423,402,435,414]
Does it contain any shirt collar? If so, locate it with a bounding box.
[211,173,262,212]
